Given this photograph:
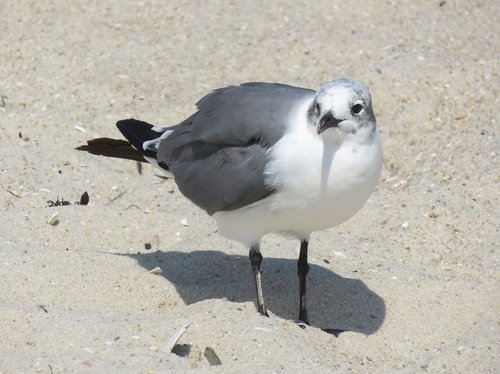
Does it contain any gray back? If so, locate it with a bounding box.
[157,83,315,215]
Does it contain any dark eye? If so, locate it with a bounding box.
[351,103,363,115]
[315,102,321,113]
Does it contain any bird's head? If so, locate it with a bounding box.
[308,79,377,143]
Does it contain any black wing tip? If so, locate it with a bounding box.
[115,118,159,152]
[116,118,153,131]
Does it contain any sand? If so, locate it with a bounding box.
[0,0,498,372]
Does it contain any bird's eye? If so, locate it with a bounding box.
[351,103,363,115]
[315,102,321,113]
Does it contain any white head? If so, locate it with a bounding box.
[308,79,377,143]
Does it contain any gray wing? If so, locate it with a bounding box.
[157,82,315,215]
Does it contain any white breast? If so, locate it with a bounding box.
[214,124,382,246]
[266,126,382,230]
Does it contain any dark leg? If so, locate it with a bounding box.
[297,239,310,324]
[249,244,269,317]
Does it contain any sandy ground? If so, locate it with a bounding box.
[0,0,498,372]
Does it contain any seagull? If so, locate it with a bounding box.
[77,78,383,328]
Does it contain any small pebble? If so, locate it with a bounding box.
[148,267,162,275]
[441,175,451,182]
[47,212,59,226]
[204,346,222,366]
[80,192,89,205]
[74,123,87,132]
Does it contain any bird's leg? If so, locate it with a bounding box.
[249,244,269,317]
[297,239,310,324]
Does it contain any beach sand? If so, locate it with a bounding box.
[0,0,498,372]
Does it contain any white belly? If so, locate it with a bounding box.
[214,130,383,246]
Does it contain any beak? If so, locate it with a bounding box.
[316,112,343,134]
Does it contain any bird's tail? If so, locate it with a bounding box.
[76,118,173,172]
[76,137,148,162]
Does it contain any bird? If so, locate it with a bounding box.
[77,78,383,328]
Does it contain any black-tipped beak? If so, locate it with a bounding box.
[317,112,343,134]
